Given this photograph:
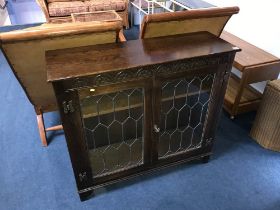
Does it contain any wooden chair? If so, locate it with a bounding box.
[0,21,123,146]
[139,6,239,39]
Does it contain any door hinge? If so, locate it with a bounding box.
[63,100,75,114]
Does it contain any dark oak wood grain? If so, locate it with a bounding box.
[47,32,239,82]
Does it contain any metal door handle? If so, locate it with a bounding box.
[153,124,160,133]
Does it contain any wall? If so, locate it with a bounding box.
[207,0,280,57]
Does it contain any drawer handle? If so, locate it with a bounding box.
[153,124,160,133]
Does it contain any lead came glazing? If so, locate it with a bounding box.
[158,74,215,159]
[80,88,144,178]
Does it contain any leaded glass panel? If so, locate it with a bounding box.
[79,88,144,178]
[158,74,215,159]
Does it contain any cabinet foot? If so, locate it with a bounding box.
[79,190,94,201]
[201,155,210,164]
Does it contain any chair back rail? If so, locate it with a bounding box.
[140,7,239,39]
[0,21,122,112]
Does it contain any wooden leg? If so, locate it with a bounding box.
[36,113,48,147]
[118,30,126,42]
[79,190,94,201]
[201,155,210,164]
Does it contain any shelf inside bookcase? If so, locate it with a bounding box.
[80,88,210,119]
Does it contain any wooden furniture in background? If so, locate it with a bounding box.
[71,10,127,42]
[47,32,239,201]
[0,21,123,146]
[139,6,239,39]
[35,0,129,28]
[221,31,280,119]
[250,79,280,152]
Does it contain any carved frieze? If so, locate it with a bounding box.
[61,53,231,90]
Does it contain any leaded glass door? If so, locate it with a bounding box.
[154,72,216,160]
[78,81,152,181]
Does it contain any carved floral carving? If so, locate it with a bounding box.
[62,54,231,90]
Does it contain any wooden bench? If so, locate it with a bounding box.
[221,31,280,119]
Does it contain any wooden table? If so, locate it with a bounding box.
[221,31,280,118]
[47,32,239,201]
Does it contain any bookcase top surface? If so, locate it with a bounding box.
[47,32,239,82]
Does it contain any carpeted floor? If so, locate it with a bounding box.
[0,26,280,210]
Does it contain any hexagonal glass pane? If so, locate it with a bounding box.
[158,133,170,157]
[158,74,214,159]
[187,77,201,107]
[165,109,178,130]
[199,75,213,104]
[89,149,104,176]
[115,109,129,122]
[131,139,143,163]
[181,127,193,149]
[178,105,190,130]
[174,97,186,111]
[97,95,113,115]
[118,143,130,166]
[162,81,176,99]
[99,112,114,126]
[80,96,98,117]
[160,113,166,131]
[79,87,144,178]
[123,117,137,142]
[84,128,94,149]
[114,91,128,110]
[189,103,203,128]
[170,130,181,152]
[136,116,143,139]
[130,106,143,121]
[192,124,203,147]
[103,146,119,172]
[174,80,188,110]
[83,116,99,131]
[200,104,209,124]
[202,75,214,88]
[93,124,109,148]
[129,89,143,106]
[108,121,122,144]
[175,79,188,97]
[161,99,173,114]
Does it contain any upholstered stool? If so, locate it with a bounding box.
[250,79,280,152]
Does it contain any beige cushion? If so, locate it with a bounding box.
[86,0,126,12]
[48,1,88,17]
